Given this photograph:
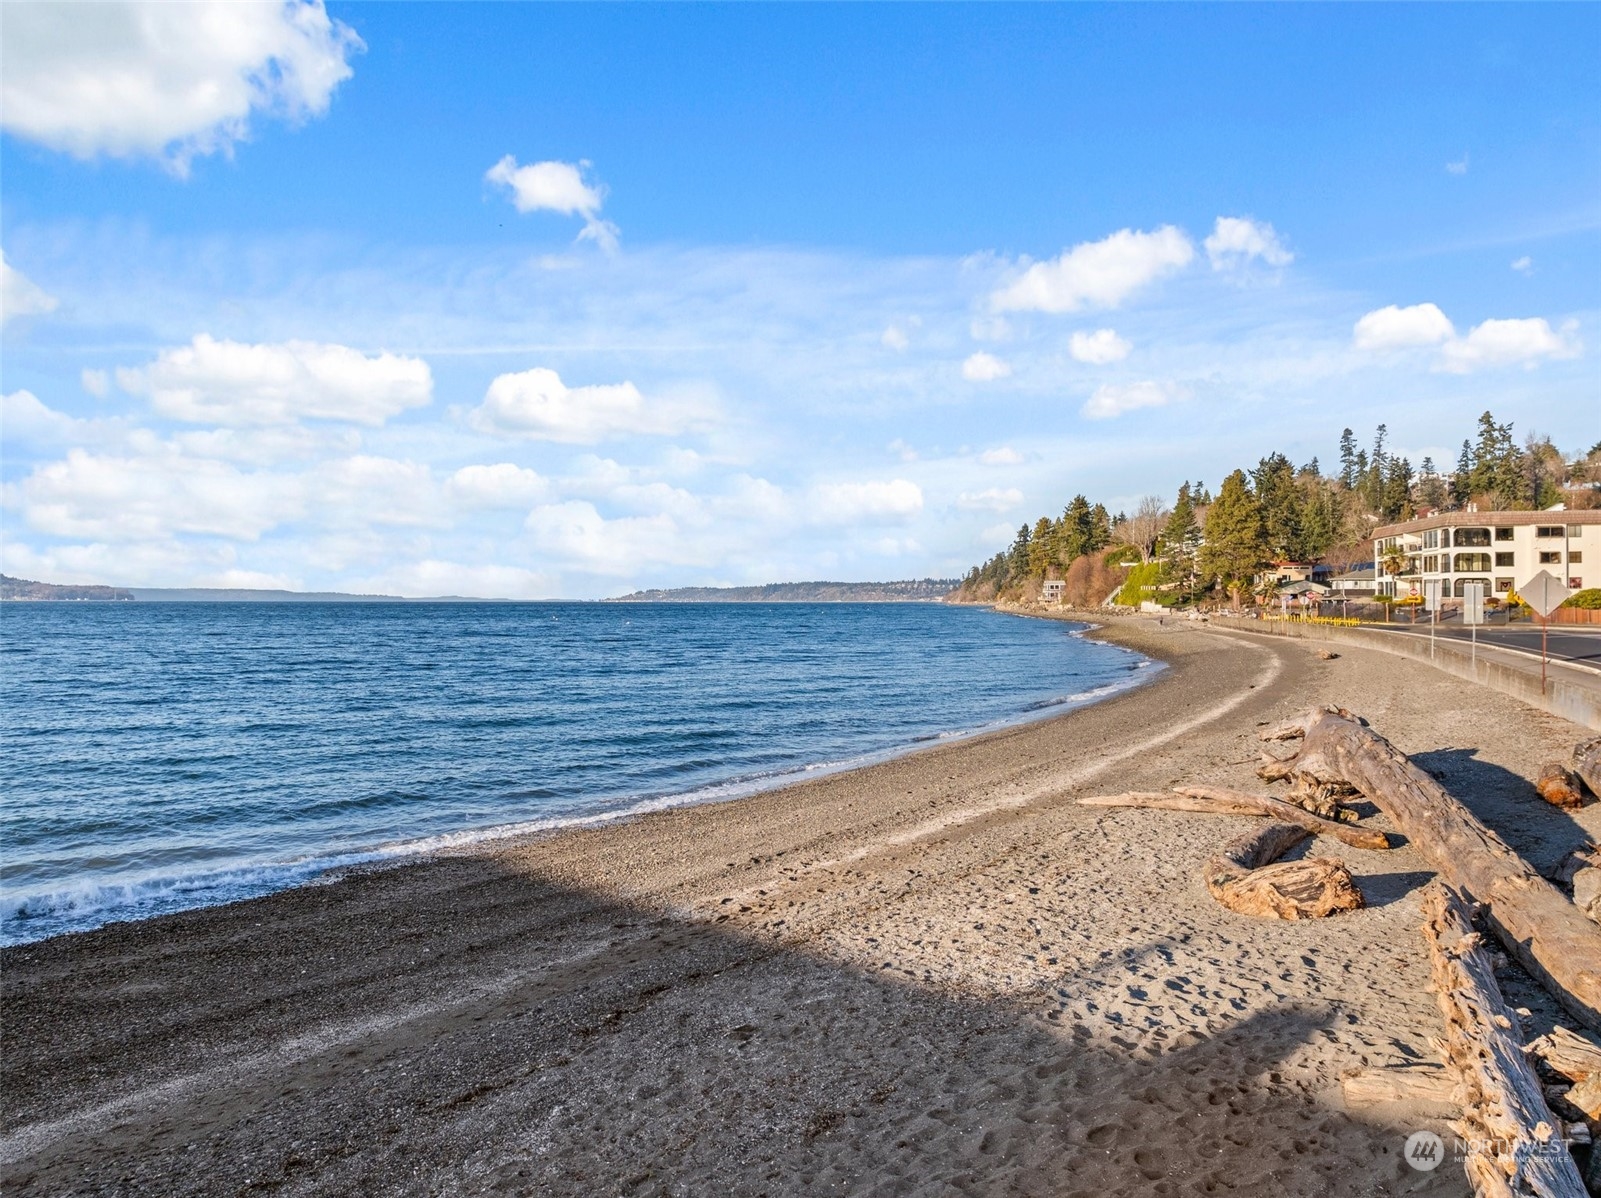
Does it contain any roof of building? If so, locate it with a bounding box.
[1331,566,1376,580]
[1374,510,1601,538]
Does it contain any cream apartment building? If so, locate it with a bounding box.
[1372,510,1599,601]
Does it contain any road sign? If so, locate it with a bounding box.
[1423,580,1442,612]
[1519,570,1567,618]
[1462,582,1485,625]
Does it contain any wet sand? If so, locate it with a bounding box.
[3,617,1597,1196]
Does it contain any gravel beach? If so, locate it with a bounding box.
[4,617,1597,1197]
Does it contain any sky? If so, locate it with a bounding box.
[1,2,1597,599]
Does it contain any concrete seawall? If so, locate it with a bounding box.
[1210,616,1601,732]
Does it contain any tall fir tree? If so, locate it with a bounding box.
[1199,470,1269,611]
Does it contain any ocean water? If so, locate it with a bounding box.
[0,602,1156,944]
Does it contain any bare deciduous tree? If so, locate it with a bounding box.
[1115,494,1169,563]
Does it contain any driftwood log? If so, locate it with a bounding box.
[1536,764,1585,810]
[1202,821,1363,920]
[1422,883,1587,1198]
[1574,738,1601,799]
[1261,707,1601,1034]
[1079,788,1391,850]
[1341,1064,1457,1109]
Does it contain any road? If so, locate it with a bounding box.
[1366,621,1601,669]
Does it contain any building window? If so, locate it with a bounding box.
[1423,555,1439,573]
[1536,526,1563,538]
[1568,526,1585,538]
[1454,553,1491,572]
[1454,577,1491,598]
[1454,528,1491,548]
[1423,529,1440,549]
[1540,551,1561,564]
[1573,552,1584,564]
[1495,578,1513,592]
[1572,578,1584,589]
[1494,527,1514,541]
[1494,552,1515,567]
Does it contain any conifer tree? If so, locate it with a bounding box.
[1199,469,1269,611]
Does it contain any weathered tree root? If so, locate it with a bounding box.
[1261,707,1601,1034]
[1203,821,1363,920]
[1422,883,1587,1197]
[1573,737,1601,799]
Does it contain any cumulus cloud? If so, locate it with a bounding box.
[1352,303,1456,350]
[1,249,58,325]
[1511,256,1533,276]
[446,463,549,508]
[1437,318,1581,374]
[881,324,910,351]
[13,447,301,541]
[116,335,432,426]
[990,225,1194,314]
[810,479,924,524]
[312,455,442,527]
[468,367,707,443]
[955,487,1023,513]
[1067,328,1132,365]
[0,0,361,172]
[1081,379,1190,420]
[979,447,1024,466]
[962,351,1012,381]
[485,156,618,251]
[1446,154,1469,176]
[524,501,684,574]
[81,368,110,397]
[1204,217,1293,271]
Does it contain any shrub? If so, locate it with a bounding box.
[1114,561,1165,607]
[1562,588,1601,610]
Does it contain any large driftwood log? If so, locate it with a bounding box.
[1341,1065,1457,1109]
[1262,707,1601,1033]
[1573,737,1601,799]
[1527,1026,1601,1084]
[1536,764,1585,810]
[1079,788,1391,850]
[1203,821,1363,920]
[1422,883,1587,1198]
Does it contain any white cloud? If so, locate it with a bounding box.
[1067,328,1132,365]
[1446,154,1469,176]
[955,487,1023,513]
[1081,379,1190,420]
[810,479,923,524]
[1,249,59,325]
[485,156,618,251]
[524,500,685,574]
[446,463,548,508]
[881,324,910,351]
[990,225,1194,314]
[1437,318,1581,374]
[12,447,301,541]
[81,368,110,397]
[979,446,1024,466]
[0,0,361,172]
[1352,303,1456,350]
[117,335,432,426]
[1511,256,1533,276]
[1203,216,1293,271]
[962,351,1012,381]
[361,560,555,600]
[312,455,442,527]
[468,367,707,444]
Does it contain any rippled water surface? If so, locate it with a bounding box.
[0,601,1156,943]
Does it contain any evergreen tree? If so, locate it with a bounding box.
[1418,455,1447,510]
[1058,495,1094,562]
[1199,470,1269,611]
[1338,428,1358,489]
[1088,503,1112,552]
[1026,515,1056,577]
[1452,440,1474,505]
[1007,524,1031,579]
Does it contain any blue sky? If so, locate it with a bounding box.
[2,2,1597,598]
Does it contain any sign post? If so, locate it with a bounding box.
[1518,570,1567,693]
[1423,580,1442,660]
[1462,581,1485,672]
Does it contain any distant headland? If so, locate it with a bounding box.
[608,579,960,603]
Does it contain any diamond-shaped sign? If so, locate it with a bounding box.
[1519,569,1567,618]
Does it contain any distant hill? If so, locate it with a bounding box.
[1,574,135,602]
[609,579,960,603]
[126,587,411,603]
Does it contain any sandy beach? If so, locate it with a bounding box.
[4,617,1597,1197]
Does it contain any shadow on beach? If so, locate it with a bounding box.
[3,853,1464,1198]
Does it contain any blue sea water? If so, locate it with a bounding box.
[0,602,1156,944]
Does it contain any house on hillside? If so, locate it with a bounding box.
[1327,566,1377,596]
[1041,579,1065,603]
[1372,509,1599,600]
